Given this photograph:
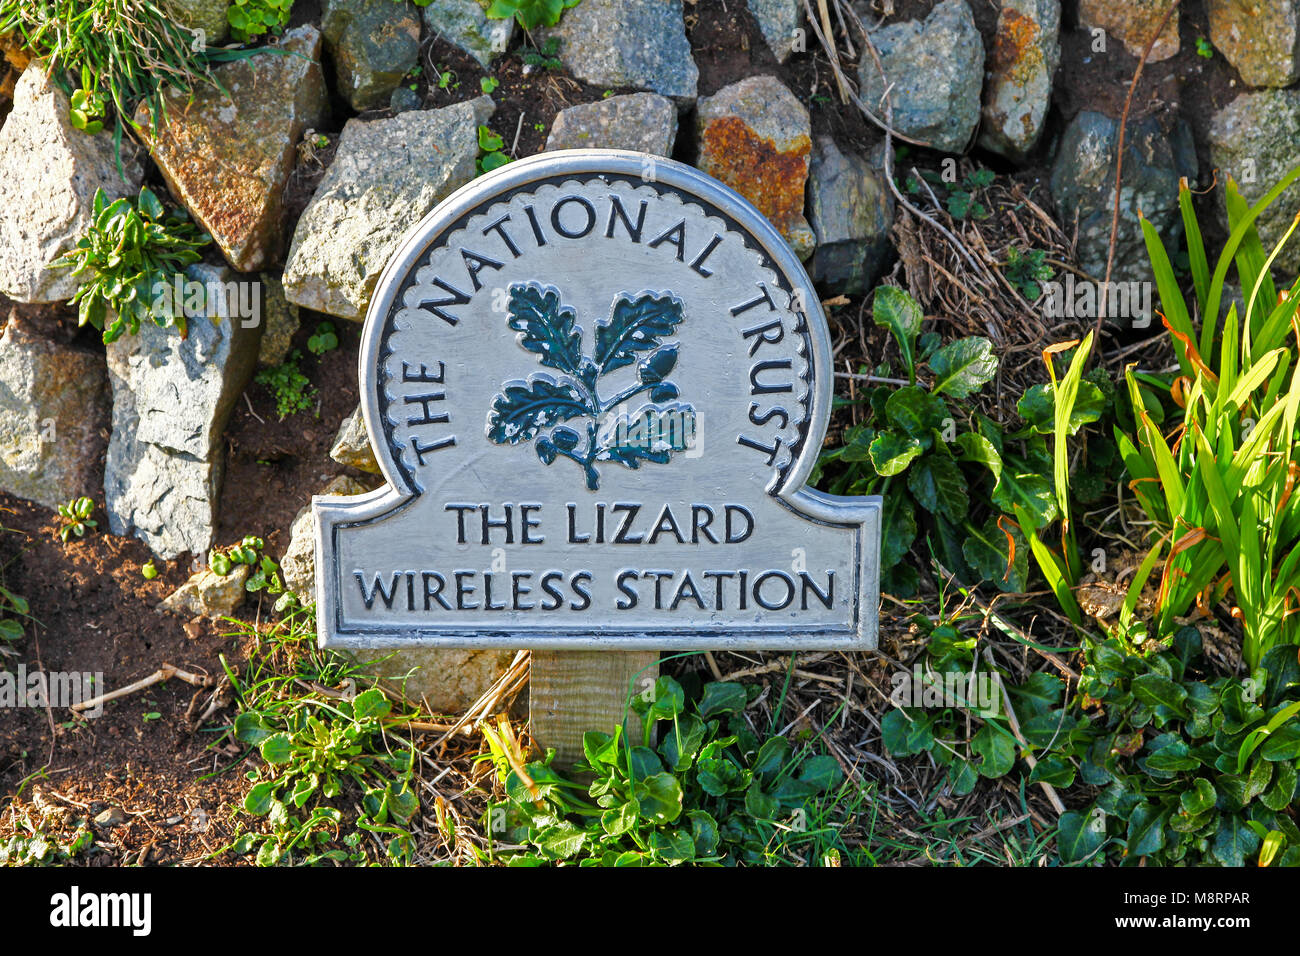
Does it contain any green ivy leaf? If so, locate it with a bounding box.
[928,336,998,398]
[1212,815,1260,867]
[259,733,292,765]
[1131,674,1188,716]
[1057,808,1107,864]
[880,492,918,570]
[880,709,933,756]
[869,431,923,476]
[884,386,947,441]
[635,772,683,824]
[970,723,1016,778]
[1180,777,1217,816]
[906,454,968,522]
[872,286,924,381]
[698,682,747,718]
[963,515,1028,592]
[956,431,1002,484]
[1125,803,1168,858]
[1017,380,1106,436]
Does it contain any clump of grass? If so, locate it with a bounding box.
[0,0,243,159]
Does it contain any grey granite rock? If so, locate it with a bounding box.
[0,65,142,302]
[537,0,698,105]
[104,263,262,558]
[0,313,110,509]
[806,138,894,295]
[282,96,494,321]
[858,0,984,154]
[322,0,422,111]
[545,93,677,155]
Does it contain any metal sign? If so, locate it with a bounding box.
[315,150,881,650]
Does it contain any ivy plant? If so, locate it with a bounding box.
[1055,630,1300,867]
[486,674,850,866]
[486,0,581,30]
[815,287,1011,595]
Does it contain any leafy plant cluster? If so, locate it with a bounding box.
[1004,245,1054,301]
[223,606,420,866]
[1054,630,1300,866]
[54,186,209,344]
[0,816,93,865]
[226,0,293,41]
[54,496,97,543]
[255,349,316,419]
[518,36,564,70]
[816,286,1024,595]
[882,606,1065,798]
[232,687,418,865]
[904,166,994,221]
[477,124,510,175]
[485,674,860,866]
[209,534,298,612]
[306,320,338,356]
[487,0,581,30]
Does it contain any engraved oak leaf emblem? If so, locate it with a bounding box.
[486,282,697,490]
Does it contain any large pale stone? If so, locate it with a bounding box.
[322,0,421,111]
[695,76,814,259]
[282,96,494,321]
[159,564,250,618]
[1208,87,1300,273]
[0,313,110,509]
[858,0,984,154]
[545,93,677,155]
[980,0,1060,160]
[0,65,142,302]
[422,0,515,68]
[137,25,328,273]
[1207,0,1300,88]
[329,405,381,474]
[1078,0,1179,62]
[104,263,262,558]
[537,0,698,105]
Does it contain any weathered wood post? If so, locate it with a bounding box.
[312,151,881,769]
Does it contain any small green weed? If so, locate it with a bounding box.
[54,496,97,543]
[255,350,317,419]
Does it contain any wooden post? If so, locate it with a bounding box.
[530,651,659,768]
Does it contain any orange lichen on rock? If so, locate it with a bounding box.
[990,9,1041,81]
[699,115,811,241]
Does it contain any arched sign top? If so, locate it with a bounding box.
[317,149,881,651]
